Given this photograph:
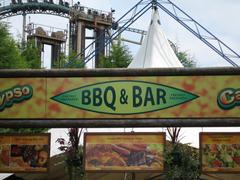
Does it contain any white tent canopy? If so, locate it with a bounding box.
[128,8,183,68]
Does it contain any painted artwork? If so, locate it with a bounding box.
[0,134,50,173]
[84,133,165,172]
[200,133,240,173]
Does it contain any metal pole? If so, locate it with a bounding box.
[22,12,27,47]
[132,173,136,180]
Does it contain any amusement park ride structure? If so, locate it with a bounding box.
[0,0,240,67]
[26,23,68,67]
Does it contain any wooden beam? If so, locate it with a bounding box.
[0,119,240,128]
[0,67,240,78]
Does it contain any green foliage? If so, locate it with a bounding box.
[167,127,181,144]
[52,51,85,69]
[0,22,27,69]
[52,53,65,69]
[164,143,201,180]
[98,42,132,68]
[172,43,196,67]
[21,40,41,69]
[66,51,85,68]
[177,51,196,68]
[57,128,84,180]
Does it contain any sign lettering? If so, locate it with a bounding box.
[51,80,198,115]
[0,85,33,111]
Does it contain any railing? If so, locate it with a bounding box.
[27,23,67,41]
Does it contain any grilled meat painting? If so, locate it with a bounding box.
[85,143,163,170]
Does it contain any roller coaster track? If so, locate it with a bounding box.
[0,1,70,19]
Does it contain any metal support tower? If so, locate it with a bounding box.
[69,4,113,67]
[66,0,152,67]
[22,12,26,46]
[26,23,67,68]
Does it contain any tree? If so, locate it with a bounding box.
[167,127,182,144]
[0,22,26,69]
[98,42,133,68]
[173,43,196,67]
[164,143,200,180]
[67,51,85,68]
[177,50,196,67]
[57,128,84,180]
[52,51,85,69]
[21,40,41,69]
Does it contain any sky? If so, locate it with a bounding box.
[1,0,240,147]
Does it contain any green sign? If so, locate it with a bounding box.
[51,80,198,115]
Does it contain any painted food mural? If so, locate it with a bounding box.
[201,133,240,172]
[84,133,165,171]
[0,134,50,173]
[10,145,49,169]
[0,145,10,168]
[202,144,240,169]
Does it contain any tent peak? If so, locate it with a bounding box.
[151,0,158,9]
[128,6,183,68]
[152,5,158,11]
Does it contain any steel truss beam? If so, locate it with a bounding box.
[120,26,147,35]
[156,0,240,67]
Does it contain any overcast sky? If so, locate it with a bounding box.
[2,0,240,147]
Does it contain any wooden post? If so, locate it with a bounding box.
[132,173,136,180]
